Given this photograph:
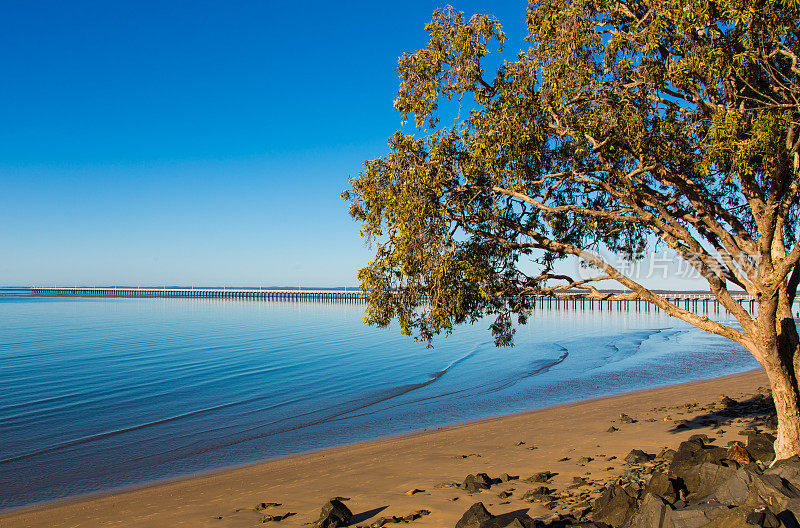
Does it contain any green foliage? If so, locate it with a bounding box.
[344,0,800,345]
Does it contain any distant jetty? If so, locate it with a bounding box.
[27,287,756,313]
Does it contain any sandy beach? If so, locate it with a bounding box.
[0,369,771,528]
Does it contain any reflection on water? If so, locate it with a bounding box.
[0,294,757,509]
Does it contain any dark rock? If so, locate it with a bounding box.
[631,493,671,528]
[767,455,800,487]
[688,434,710,445]
[624,449,651,464]
[619,414,637,424]
[588,484,637,527]
[455,503,534,528]
[686,462,738,499]
[315,500,353,528]
[463,473,493,493]
[256,502,282,511]
[607,426,619,433]
[497,491,512,499]
[569,476,590,488]
[454,503,493,528]
[371,516,401,527]
[645,471,683,502]
[577,457,594,465]
[698,506,757,528]
[657,449,677,463]
[479,512,533,528]
[747,433,777,464]
[708,467,758,505]
[522,486,553,502]
[745,507,781,528]
[499,473,518,482]
[525,471,556,483]
[748,472,800,511]
[669,440,728,489]
[668,501,730,527]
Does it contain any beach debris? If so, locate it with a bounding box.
[558,457,571,462]
[435,481,460,489]
[618,413,637,424]
[456,453,482,459]
[606,426,619,433]
[256,502,283,511]
[461,473,493,493]
[405,488,425,495]
[624,449,652,465]
[314,499,352,528]
[515,441,526,446]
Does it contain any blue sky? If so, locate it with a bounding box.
[1,1,707,289]
[1,1,531,287]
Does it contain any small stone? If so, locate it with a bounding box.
[462,473,493,493]
[619,414,637,424]
[256,503,282,511]
[314,500,352,528]
[624,449,651,464]
[607,426,619,433]
[577,457,594,465]
[525,471,556,483]
[405,488,424,495]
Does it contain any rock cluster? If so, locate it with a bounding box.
[450,428,799,528]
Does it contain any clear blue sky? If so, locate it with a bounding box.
[1,0,532,287]
[2,1,705,290]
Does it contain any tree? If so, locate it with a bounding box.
[342,1,800,459]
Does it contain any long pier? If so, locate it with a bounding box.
[30,287,366,301]
[27,287,758,312]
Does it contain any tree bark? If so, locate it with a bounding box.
[763,356,800,461]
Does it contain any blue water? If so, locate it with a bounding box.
[0,292,758,509]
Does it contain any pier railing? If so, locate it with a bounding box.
[27,287,758,313]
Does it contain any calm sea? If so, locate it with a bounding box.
[0,290,758,509]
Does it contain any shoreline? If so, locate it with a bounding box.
[1,368,769,528]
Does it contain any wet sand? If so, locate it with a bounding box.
[0,369,769,528]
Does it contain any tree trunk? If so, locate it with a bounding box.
[761,347,800,461]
